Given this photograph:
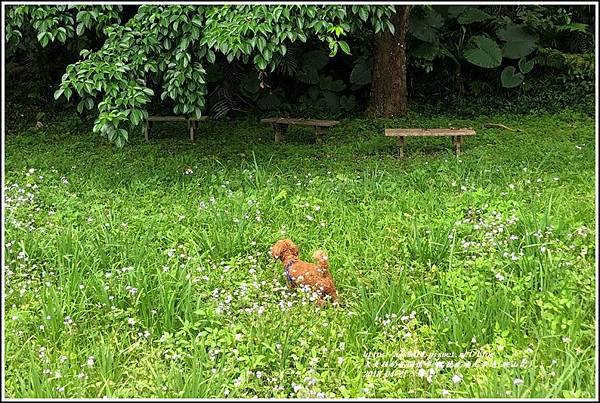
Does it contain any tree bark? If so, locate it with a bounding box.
[367,5,411,118]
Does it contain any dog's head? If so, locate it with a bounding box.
[270,239,299,261]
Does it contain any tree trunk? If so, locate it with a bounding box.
[367,5,411,118]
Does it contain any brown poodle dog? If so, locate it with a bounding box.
[270,239,339,306]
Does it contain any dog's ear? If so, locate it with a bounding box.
[271,241,282,259]
[284,239,299,257]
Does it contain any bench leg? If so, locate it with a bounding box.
[315,126,325,144]
[190,120,196,142]
[144,121,150,141]
[453,135,462,155]
[397,136,405,158]
[273,123,287,143]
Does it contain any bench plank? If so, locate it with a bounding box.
[385,128,476,137]
[386,127,476,158]
[145,116,208,141]
[261,117,339,127]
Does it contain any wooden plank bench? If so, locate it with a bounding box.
[385,128,476,158]
[144,116,208,142]
[261,117,340,143]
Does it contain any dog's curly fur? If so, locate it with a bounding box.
[271,239,339,305]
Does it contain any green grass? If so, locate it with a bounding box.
[3,109,596,398]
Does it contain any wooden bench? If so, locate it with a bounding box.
[385,128,476,158]
[261,117,340,143]
[144,116,208,142]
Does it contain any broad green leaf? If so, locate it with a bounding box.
[349,58,371,85]
[457,7,492,24]
[302,49,329,71]
[518,57,535,74]
[409,8,444,43]
[497,23,538,59]
[463,36,502,68]
[410,40,440,61]
[447,6,467,19]
[500,65,524,88]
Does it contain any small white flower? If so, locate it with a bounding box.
[562,336,571,344]
[495,272,505,281]
[441,389,450,397]
[452,374,462,383]
[87,356,95,367]
[513,378,524,385]
[471,336,477,344]
[127,318,135,326]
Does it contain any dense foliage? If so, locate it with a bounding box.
[5,5,595,145]
[6,5,394,146]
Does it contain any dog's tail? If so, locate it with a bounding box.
[312,250,329,271]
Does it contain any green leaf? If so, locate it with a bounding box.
[322,90,340,113]
[500,66,524,88]
[206,50,216,64]
[296,68,319,85]
[497,23,538,59]
[410,40,440,61]
[53,88,64,100]
[409,8,444,43]
[302,49,329,71]
[349,58,371,85]
[457,7,492,24]
[63,87,72,101]
[328,41,338,57]
[385,20,395,35]
[358,7,368,22]
[319,76,345,92]
[447,6,467,19]
[518,57,535,74]
[463,36,502,68]
[40,33,49,48]
[338,40,351,55]
[76,23,85,36]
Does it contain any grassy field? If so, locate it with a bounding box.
[3,109,596,398]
